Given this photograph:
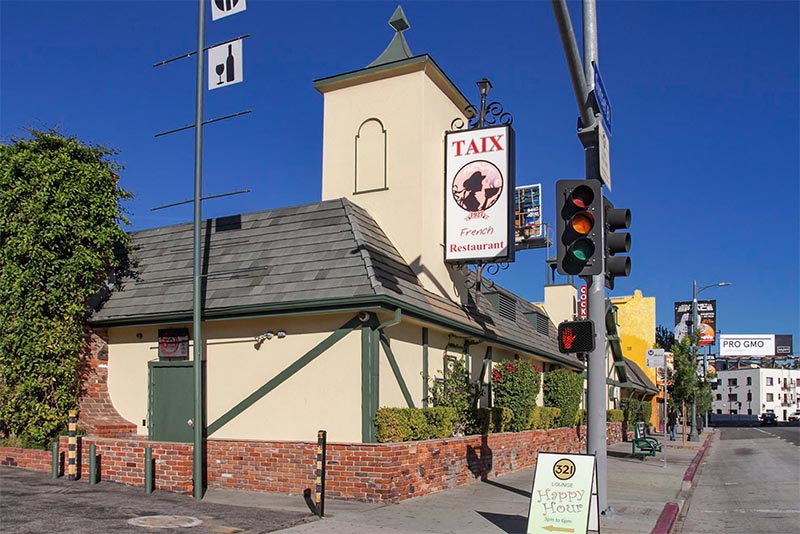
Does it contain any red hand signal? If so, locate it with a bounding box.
[561,327,577,349]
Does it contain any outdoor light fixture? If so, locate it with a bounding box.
[477,77,492,97]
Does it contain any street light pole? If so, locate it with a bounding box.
[690,280,731,440]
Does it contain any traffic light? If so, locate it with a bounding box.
[555,179,602,276]
[603,197,631,289]
[558,320,596,353]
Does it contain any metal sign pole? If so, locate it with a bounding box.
[192,0,206,501]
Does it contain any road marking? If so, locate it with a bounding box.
[703,510,800,514]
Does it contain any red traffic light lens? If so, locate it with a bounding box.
[568,185,595,209]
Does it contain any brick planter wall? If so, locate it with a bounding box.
[0,446,51,471]
[0,422,624,503]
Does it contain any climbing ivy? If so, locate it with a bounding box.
[0,129,133,448]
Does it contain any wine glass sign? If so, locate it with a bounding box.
[211,0,246,21]
[208,39,243,90]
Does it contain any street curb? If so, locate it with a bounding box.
[681,430,714,491]
[651,502,680,534]
[649,430,714,534]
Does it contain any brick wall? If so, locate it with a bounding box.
[0,446,51,471]
[0,423,625,503]
[78,328,137,437]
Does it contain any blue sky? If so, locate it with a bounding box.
[2,1,798,350]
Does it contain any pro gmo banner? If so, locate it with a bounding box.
[445,125,515,263]
[720,334,775,357]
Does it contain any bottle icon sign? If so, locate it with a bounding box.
[225,44,235,82]
[211,0,246,21]
[207,39,243,90]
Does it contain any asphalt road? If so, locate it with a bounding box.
[676,425,800,534]
[0,467,313,534]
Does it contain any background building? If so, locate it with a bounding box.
[712,368,800,420]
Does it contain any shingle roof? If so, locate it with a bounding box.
[92,198,580,367]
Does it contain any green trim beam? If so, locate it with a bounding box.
[422,328,429,407]
[207,315,362,436]
[380,333,415,408]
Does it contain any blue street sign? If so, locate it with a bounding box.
[592,62,612,135]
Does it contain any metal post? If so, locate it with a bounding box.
[582,0,608,513]
[68,410,77,481]
[192,0,206,501]
[689,280,699,441]
[315,430,327,517]
[662,352,668,468]
[51,441,59,479]
[90,444,98,484]
[551,0,607,512]
[145,447,154,494]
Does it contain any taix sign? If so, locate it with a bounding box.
[558,320,595,354]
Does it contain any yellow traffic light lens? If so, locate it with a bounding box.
[570,212,594,235]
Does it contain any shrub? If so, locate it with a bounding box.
[607,409,624,422]
[421,407,459,438]
[492,359,542,432]
[375,407,460,442]
[543,369,584,428]
[474,407,514,434]
[375,408,410,442]
[621,397,652,428]
[427,357,483,435]
[528,406,561,430]
[576,408,587,426]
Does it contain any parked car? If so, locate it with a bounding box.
[759,412,777,426]
[788,411,800,422]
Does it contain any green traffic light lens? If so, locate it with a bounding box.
[570,238,595,262]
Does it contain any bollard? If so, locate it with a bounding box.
[89,444,98,484]
[51,441,59,479]
[145,447,154,494]
[68,410,77,481]
[315,430,327,518]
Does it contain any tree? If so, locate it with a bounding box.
[655,325,675,350]
[669,332,700,408]
[0,129,133,447]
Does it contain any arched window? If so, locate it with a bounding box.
[354,118,387,194]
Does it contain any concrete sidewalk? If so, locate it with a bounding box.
[203,430,713,534]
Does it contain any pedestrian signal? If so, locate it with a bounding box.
[558,320,596,354]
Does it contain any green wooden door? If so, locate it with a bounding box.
[149,360,195,442]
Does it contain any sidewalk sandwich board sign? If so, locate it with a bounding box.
[528,452,599,534]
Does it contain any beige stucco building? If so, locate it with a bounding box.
[85,12,585,445]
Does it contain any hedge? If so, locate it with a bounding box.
[606,409,624,422]
[473,407,514,434]
[528,406,562,430]
[543,369,584,428]
[375,407,459,442]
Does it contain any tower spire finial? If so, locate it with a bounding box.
[367,5,413,67]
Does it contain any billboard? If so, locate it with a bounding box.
[720,335,775,357]
[775,334,793,356]
[445,125,515,263]
[514,183,542,242]
[674,300,716,345]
